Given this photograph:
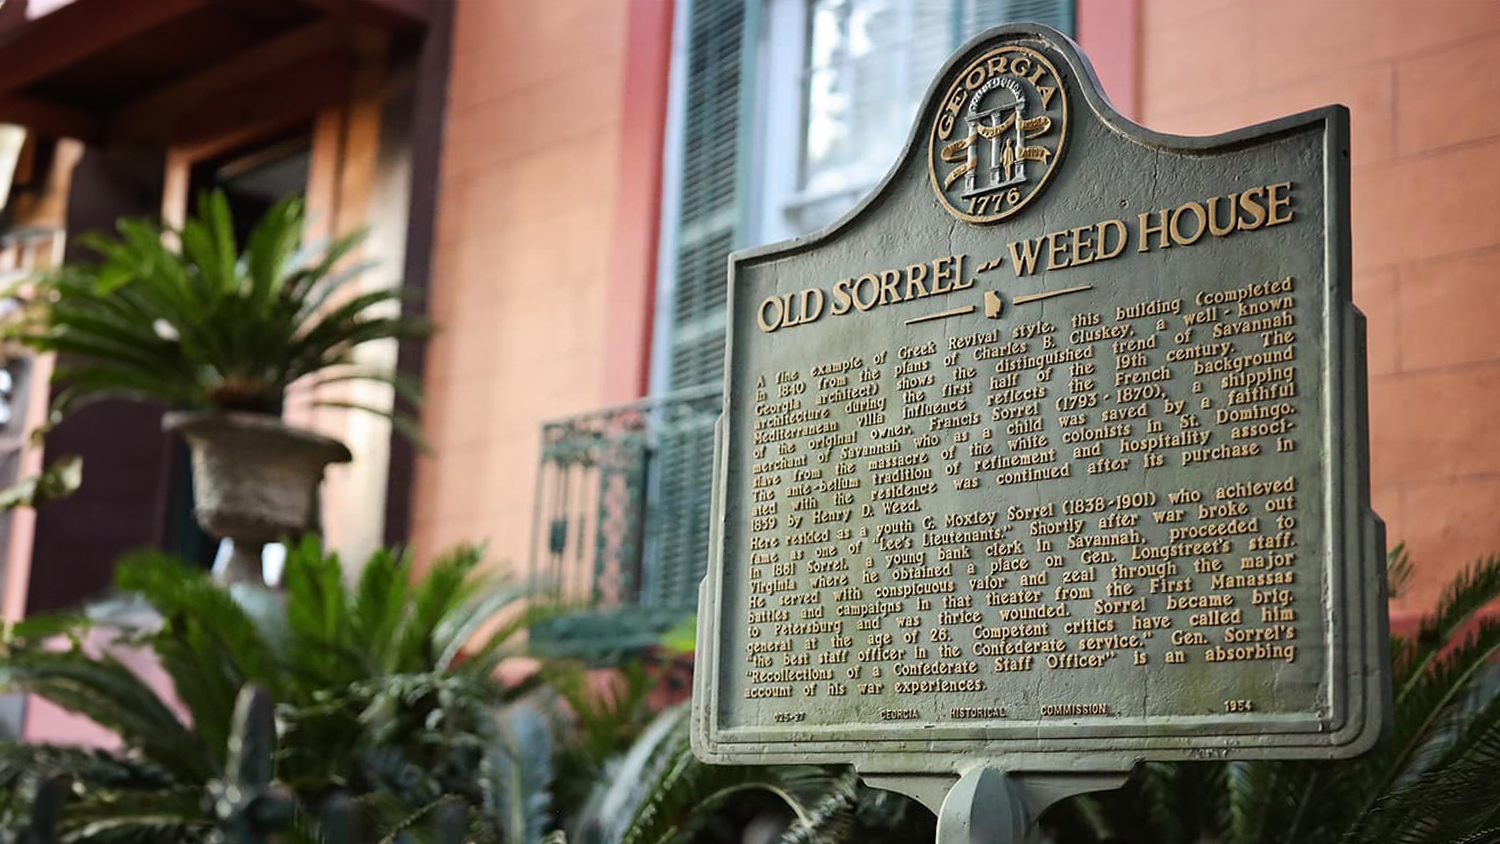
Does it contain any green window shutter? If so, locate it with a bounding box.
[665,0,756,394]
[646,0,1070,612]
[646,0,759,610]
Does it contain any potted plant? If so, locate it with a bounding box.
[2,191,430,583]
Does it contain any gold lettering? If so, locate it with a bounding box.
[932,254,958,293]
[1207,194,1238,236]
[952,253,973,289]
[1237,187,1267,230]
[830,278,854,315]
[1169,201,1207,246]
[1266,182,1294,226]
[1070,225,1096,266]
[1008,237,1045,276]
[1046,231,1071,270]
[758,296,783,332]
[879,269,902,305]
[1098,219,1127,260]
[853,274,880,311]
[904,263,929,299]
[1138,208,1171,252]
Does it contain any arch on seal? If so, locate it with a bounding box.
[963,75,1028,195]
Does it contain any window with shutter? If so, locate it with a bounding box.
[661,0,757,395]
[645,0,1074,613]
[641,0,759,611]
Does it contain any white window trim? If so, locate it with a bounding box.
[749,0,947,246]
[746,0,809,247]
[647,0,692,399]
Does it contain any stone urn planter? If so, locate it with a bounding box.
[164,411,352,585]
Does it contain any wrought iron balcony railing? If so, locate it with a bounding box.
[528,385,722,660]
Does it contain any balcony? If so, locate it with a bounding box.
[528,385,722,662]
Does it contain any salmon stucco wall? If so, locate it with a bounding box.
[414,0,670,573]
[417,0,1500,616]
[1136,0,1500,618]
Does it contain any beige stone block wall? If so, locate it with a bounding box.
[414,0,631,574]
[1138,0,1500,615]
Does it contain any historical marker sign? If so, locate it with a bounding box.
[693,24,1386,787]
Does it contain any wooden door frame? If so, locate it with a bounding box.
[159,30,388,235]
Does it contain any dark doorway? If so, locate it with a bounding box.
[192,131,313,242]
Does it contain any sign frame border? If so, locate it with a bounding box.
[692,23,1388,775]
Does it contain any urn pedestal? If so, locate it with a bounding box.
[164,412,352,584]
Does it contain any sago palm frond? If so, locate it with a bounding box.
[608,706,861,844]
[344,544,413,669]
[352,672,496,801]
[432,577,538,679]
[393,545,485,674]
[1395,556,1500,698]
[53,786,212,844]
[112,550,281,762]
[575,705,689,844]
[1388,543,1414,602]
[280,537,369,691]
[1344,752,1500,844]
[0,647,212,784]
[480,705,555,844]
[389,542,541,682]
[0,744,167,792]
[1208,555,1500,844]
[2,188,430,429]
[353,792,474,844]
[0,744,177,839]
[773,767,859,844]
[0,539,546,841]
[1339,665,1500,839]
[1335,558,1500,838]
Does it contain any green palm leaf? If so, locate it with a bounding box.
[481,705,554,844]
[601,706,861,844]
[774,767,859,844]
[0,648,212,784]
[1397,557,1500,699]
[281,536,370,690]
[55,786,211,844]
[244,195,304,309]
[390,546,484,674]
[349,547,414,673]
[0,540,545,842]
[113,551,282,763]
[9,188,430,428]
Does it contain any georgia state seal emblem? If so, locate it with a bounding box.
[928,45,1068,224]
